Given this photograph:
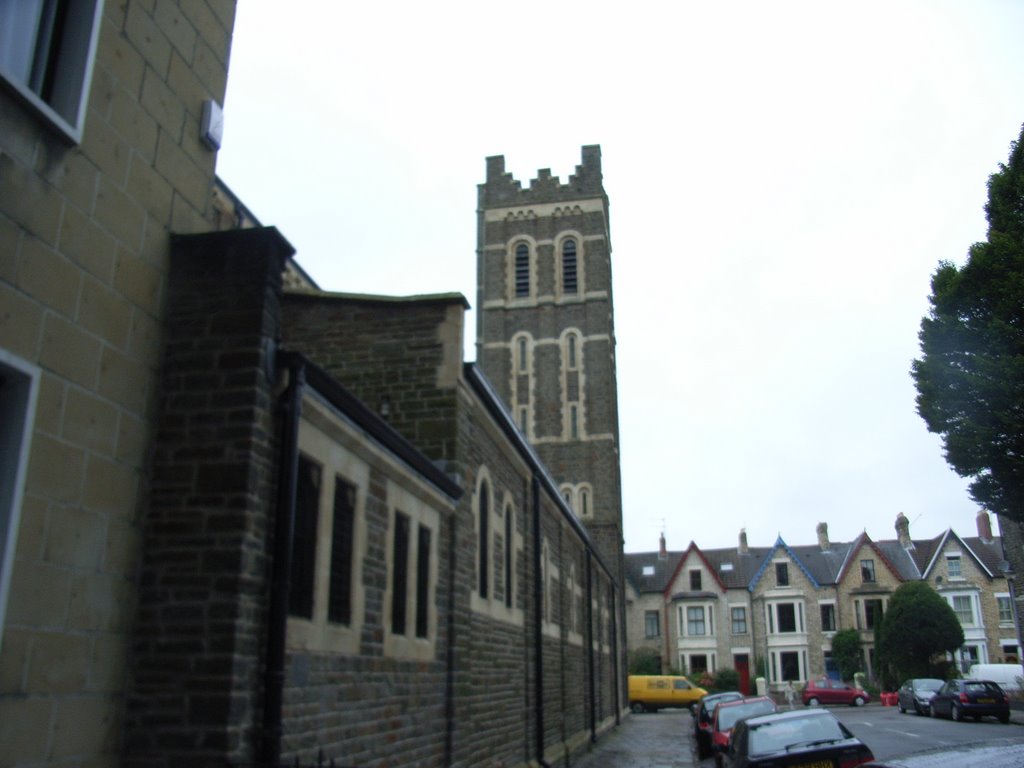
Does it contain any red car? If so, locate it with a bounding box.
[710,696,778,767]
[802,678,869,707]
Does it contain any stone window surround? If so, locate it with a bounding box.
[507,236,537,302]
[0,349,39,656]
[679,602,715,638]
[0,0,104,143]
[555,230,585,299]
[470,468,525,627]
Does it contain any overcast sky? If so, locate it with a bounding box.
[216,0,1024,554]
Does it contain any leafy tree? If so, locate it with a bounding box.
[831,629,863,681]
[876,581,964,682]
[627,647,662,675]
[911,123,1024,522]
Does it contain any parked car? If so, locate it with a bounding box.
[694,691,744,758]
[722,708,874,767]
[710,696,777,767]
[802,678,869,707]
[627,674,707,713]
[929,678,1010,723]
[896,678,943,715]
[862,738,1024,767]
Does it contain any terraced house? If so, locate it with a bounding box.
[626,511,1017,691]
[1,3,625,766]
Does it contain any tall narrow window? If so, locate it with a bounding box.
[391,511,410,635]
[504,504,513,609]
[290,455,321,619]
[580,489,589,517]
[570,404,578,439]
[328,478,356,624]
[567,334,578,369]
[775,562,789,586]
[514,243,530,297]
[478,482,490,598]
[518,406,528,433]
[518,337,528,372]
[415,524,431,638]
[861,559,876,583]
[562,238,578,294]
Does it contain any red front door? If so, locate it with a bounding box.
[734,654,750,695]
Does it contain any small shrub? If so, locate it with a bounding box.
[712,668,741,692]
[627,647,662,675]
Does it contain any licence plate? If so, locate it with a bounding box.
[977,698,994,703]
[794,761,833,768]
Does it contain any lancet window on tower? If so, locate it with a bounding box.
[514,242,530,298]
[562,238,578,294]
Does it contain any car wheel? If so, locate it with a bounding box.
[630,702,645,714]
[952,704,962,722]
[897,699,906,713]
[853,696,866,707]
[930,704,939,718]
[1000,714,1010,724]
[807,697,819,706]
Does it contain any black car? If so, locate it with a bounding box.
[694,691,744,758]
[929,678,1010,723]
[722,708,874,768]
[895,678,943,715]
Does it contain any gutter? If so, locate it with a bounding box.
[261,359,306,766]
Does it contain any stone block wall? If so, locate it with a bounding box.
[0,2,237,765]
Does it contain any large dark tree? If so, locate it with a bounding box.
[912,124,1024,522]
[876,581,964,682]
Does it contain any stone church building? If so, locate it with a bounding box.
[0,3,626,767]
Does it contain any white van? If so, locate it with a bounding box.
[967,663,1024,692]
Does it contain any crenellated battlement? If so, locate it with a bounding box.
[479,145,605,207]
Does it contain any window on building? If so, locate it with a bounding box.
[690,569,702,591]
[579,488,590,517]
[327,478,356,625]
[390,511,410,635]
[820,603,836,632]
[775,562,789,586]
[518,337,528,372]
[289,455,322,619]
[776,602,797,633]
[731,606,747,634]
[504,504,514,609]
[517,406,528,433]
[562,238,578,294]
[780,651,800,681]
[687,606,707,636]
[414,524,431,638]
[514,242,530,297]
[0,0,103,142]
[478,481,490,598]
[947,555,962,579]
[998,595,1013,625]
[861,559,876,583]
[0,352,39,655]
[864,599,884,630]
[567,333,578,369]
[570,404,578,439]
[689,654,709,674]
[645,610,660,638]
[952,595,974,625]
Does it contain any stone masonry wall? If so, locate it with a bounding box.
[0,2,237,765]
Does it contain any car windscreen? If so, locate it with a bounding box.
[748,715,849,754]
[965,682,1002,695]
[917,679,943,691]
[717,700,776,731]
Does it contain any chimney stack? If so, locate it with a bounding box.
[738,528,748,555]
[977,508,994,543]
[895,512,913,549]
[816,522,830,551]
[659,532,667,559]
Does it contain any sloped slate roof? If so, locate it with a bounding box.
[625,551,683,594]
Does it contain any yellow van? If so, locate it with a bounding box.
[628,674,708,713]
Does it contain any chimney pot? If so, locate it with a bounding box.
[738,529,748,555]
[659,532,667,559]
[895,512,913,549]
[816,522,830,551]
[977,508,993,543]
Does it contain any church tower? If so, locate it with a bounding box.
[476,145,624,583]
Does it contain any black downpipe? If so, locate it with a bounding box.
[443,500,457,766]
[610,585,621,723]
[531,475,552,768]
[586,551,596,742]
[261,361,306,766]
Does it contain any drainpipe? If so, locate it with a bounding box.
[586,551,596,741]
[443,496,457,767]
[610,585,621,722]
[261,360,305,766]
[532,475,552,768]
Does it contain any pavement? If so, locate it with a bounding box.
[569,702,1024,767]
